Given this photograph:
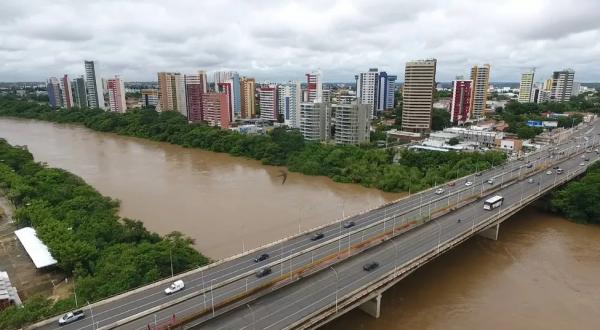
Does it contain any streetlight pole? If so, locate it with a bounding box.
[87,301,94,330]
[169,246,174,278]
[246,304,256,330]
[330,267,339,313]
[73,276,78,308]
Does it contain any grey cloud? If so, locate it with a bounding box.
[0,0,599,82]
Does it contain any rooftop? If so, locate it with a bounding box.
[14,227,57,269]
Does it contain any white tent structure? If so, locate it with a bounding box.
[14,227,57,268]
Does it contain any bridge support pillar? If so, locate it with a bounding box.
[478,223,500,240]
[359,294,382,318]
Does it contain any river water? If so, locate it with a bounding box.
[1,117,599,329]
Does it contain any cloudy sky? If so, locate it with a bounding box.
[1,0,599,83]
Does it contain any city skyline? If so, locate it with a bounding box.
[1,1,600,82]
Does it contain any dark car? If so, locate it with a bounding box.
[363,262,379,272]
[343,221,355,229]
[475,172,482,177]
[253,253,269,263]
[255,267,272,278]
[311,232,324,241]
[526,163,533,168]
[553,166,559,169]
[58,310,85,326]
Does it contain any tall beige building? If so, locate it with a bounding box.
[518,70,535,103]
[470,64,491,119]
[401,59,437,133]
[157,72,186,115]
[543,78,553,91]
[240,77,256,118]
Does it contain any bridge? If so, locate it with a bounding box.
[31,121,599,330]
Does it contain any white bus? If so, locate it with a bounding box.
[483,195,504,210]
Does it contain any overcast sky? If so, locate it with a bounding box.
[1,0,599,83]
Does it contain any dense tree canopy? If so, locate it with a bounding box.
[550,162,600,224]
[0,139,208,328]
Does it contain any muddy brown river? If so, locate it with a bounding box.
[1,117,599,329]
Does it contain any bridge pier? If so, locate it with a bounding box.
[478,223,500,240]
[359,294,382,318]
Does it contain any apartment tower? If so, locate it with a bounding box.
[60,75,74,109]
[72,77,87,108]
[84,60,105,109]
[277,82,302,127]
[258,85,278,121]
[401,59,437,133]
[450,79,472,124]
[157,72,187,115]
[470,64,491,119]
[356,68,378,117]
[106,76,127,113]
[518,70,535,103]
[550,69,575,102]
[305,71,323,103]
[240,77,256,118]
[185,71,208,121]
[333,103,370,145]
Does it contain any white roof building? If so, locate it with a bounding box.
[14,227,57,269]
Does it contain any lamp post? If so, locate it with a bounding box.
[330,267,339,313]
[87,301,95,330]
[247,304,256,330]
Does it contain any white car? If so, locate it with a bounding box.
[546,170,553,175]
[487,179,494,185]
[58,310,85,326]
[164,280,185,295]
[435,188,444,195]
[580,162,585,166]
[465,181,473,186]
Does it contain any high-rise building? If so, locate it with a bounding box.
[157,72,186,115]
[59,75,74,109]
[140,88,158,107]
[185,71,208,121]
[240,77,256,118]
[300,102,330,141]
[202,92,230,129]
[543,78,553,91]
[277,82,302,127]
[106,76,127,113]
[217,82,234,122]
[213,71,241,117]
[140,89,159,108]
[550,69,575,102]
[333,103,370,145]
[84,60,105,109]
[450,79,472,124]
[385,74,397,110]
[401,59,437,133]
[72,77,87,108]
[356,68,378,116]
[518,70,535,103]
[571,82,582,97]
[258,85,278,121]
[47,77,62,108]
[305,71,323,103]
[469,64,491,119]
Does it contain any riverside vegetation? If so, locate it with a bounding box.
[549,162,600,224]
[0,139,208,329]
[0,97,507,193]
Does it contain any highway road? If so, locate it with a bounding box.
[196,124,600,329]
[34,121,599,330]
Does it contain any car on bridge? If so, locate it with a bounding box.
[58,310,85,326]
[311,232,325,241]
[546,170,553,175]
[580,162,585,166]
[164,280,185,295]
[343,221,355,229]
[363,262,379,272]
[435,188,444,195]
[256,267,272,278]
[465,181,473,186]
[528,178,534,184]
[254,253,270,263]
[527,163,533,168]
[487,179,494,185]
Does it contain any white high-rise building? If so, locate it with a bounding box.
[300,102,329,141]
[258,85,278,121]
[305,71,323,103]
[333,103,370,145]
[356,68,378,117]
[518,70,535,103]
[278,82,302,127]
[550,69,575,102]
[84,60,105,109]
